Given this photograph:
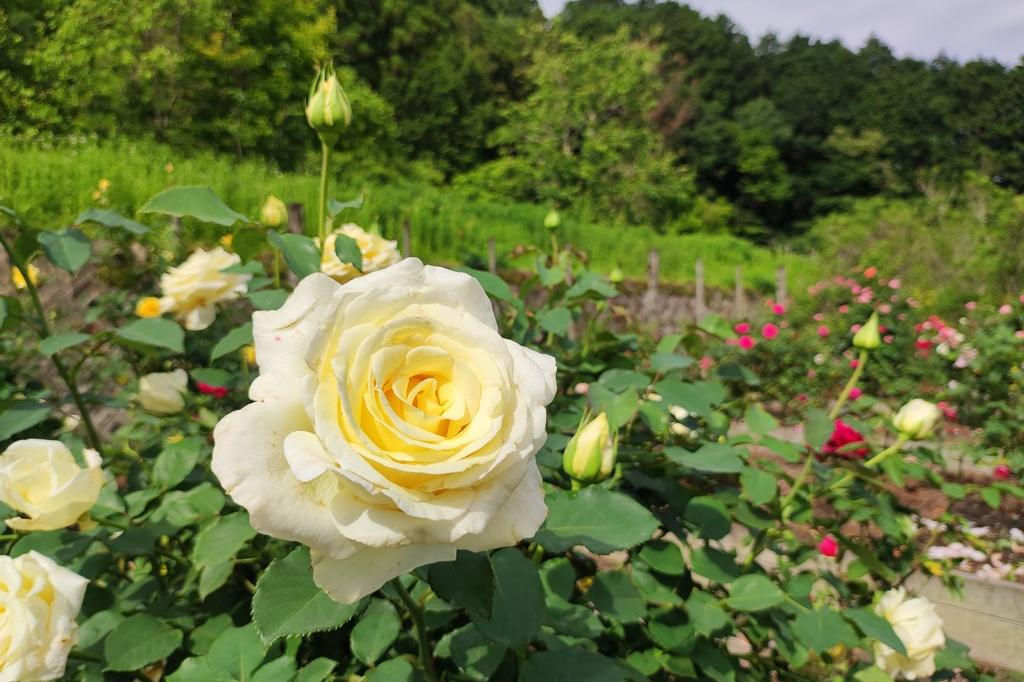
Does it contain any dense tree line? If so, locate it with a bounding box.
[2,0,1022,239]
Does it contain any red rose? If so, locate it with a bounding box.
[197,382,229,399]
[821,419,868,458]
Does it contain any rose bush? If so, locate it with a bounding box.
[0,75,1017,682]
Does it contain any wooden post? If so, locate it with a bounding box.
[734,265,745,317]
[642,249,660,314]
[694,258,706,320]
[487,238,497,275]
[287,203,304,235]
[775,265,787,307]
[401,220,412,258]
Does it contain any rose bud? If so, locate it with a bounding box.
[893,399,942,440]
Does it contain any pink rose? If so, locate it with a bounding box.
[817,325,830,337]
[734,322,750,334]
[739,335,756,350]
[761,323,779,340]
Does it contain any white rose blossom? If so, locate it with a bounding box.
[158,247,251,330]
[0,440,103,531]
[138,369,188,415]
[873,587,945,680]
[212,259,555,603]
[320,224,401,283]
[0,551,88,682]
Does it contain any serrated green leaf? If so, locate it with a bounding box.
[740,467,777,505]
[690,547,740,583]
[589,570,646,623]
[793,607,858,653]
[249,289,288,310]
[199,561,233,600]
[804,408,833,450]
[38,228,91,273]
[684,495,732,540]
[104,614,182,671]
[470,548,545,648]
[332,232,363,271]
[39,331,90,356]
[328,194,364,217]
[152,436,204,489]
[210,322,253,361]
[519,649,628,682]
[268,231,320,278]
[427,550,494,618]
[252,547,362,644]
[140,186,248,226]
[537,307,571,336]
[844,607,907,655]
[666,443,744,473]
[724,575,784,611]
[75,207,149,235]
[351,598,400,665]
[534,487,660,554]
[193,512,255,567]
[208,624,267,678]
[116,318,184,353]
[745,403,779,435]
[686,590,731,636]
[449,625,507,680]
[0,401,51,440]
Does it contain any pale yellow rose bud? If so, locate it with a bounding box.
[260,194,288,227]
[853,311,881,350]
[306,62,351,147]
[0,551,88,680]
[562,412,616,484]
[544,209,560,230]
[893,398,941,440]
[0,440,103,531]
[11,263,39,290]
[139,369,188,415]
[241,345,256,365]
[135,296,163,318]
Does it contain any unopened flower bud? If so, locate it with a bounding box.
[893,398,941,439]
[544,209,560,230]
[608,266,624,283]
[562,412,616,484]
[306,62,351,146]
[260,195,288,227]
[818,535,839,557]
[853,311,881,350]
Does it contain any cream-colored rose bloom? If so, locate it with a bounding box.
[212,259,555,603]
[873,587,945,680]
[158,247,250,330]
[0,440,103,532]
[0,551,88,682]
[139,369,188,415]
[893,399,942,440]
[320,224,401,283]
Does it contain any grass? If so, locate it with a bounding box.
[0,138,811,293]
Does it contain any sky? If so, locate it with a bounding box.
[537,0,1024,64]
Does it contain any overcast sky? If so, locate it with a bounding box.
[538,0,1024,64]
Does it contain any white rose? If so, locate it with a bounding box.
[139,369,188,415]
[0,551,88,682]
[320,224,401,283]
[158,247,250,330]
[212,259,555,603]
[873,587,945,680]
[0,440,103,532]
[893,399,942,440]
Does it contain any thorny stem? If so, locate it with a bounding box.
[0,231,104,455]
[318,141,332,258]
[391,579,439,682]
[829,349,868,419]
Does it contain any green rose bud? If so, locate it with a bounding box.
[562,412,616,484]
[893,398,942,439]
[544,209,560,230]
[853,311,881,350]
[306,62,351,147]
[260,194,288,227]
[609,266,624,283]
